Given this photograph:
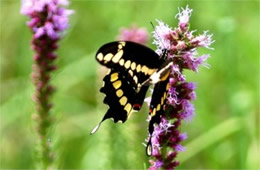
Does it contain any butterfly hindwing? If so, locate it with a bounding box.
[99,69,149,123]
[148,77,170,134]
[146,76,170,155]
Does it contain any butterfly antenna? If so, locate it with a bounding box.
[150,21,156,30]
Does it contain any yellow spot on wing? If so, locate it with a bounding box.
[161,97,164,105]
[116,89,123,97]
[163,92,167,100]
[151,108,156,116]
[119,41,126,46]
[124,103,132,114]
[119,59,124,66]
[141,65,149,75]
[166,83,170,90]
[128,70,134,77]
[112,50,123,63]
[97,53,103,61]
[133,75,138,84]
[125,60,131,69]
[118,44,123,49]
[131,62,136,70]
[104,53,113,61]
[113,80,122,89]
[148,68,156,75]
[110,72,118,82]
[119,96,127,106]
[136,64,141,72]
[156,104,161,111]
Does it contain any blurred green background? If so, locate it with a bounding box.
[0,0,259,169]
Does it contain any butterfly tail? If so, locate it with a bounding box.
[146,136,153,156]
[90,110,114,135]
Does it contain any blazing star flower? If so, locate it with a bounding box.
[148,5,214,169]
[176,5,193,32]
[116,25,149,45]
[190,31,214,49]
[21,0,73,168]
[21,0,73,39]
[152,20,173,55]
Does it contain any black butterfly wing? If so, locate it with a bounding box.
[90,69,150,136]
[93,41,172,155]
[148,78,170,133]
[96,41,163,90]
[146,76,170,155]
[91,41,163,134]
[101,69,150,122]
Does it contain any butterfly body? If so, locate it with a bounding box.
[92,41,172,155]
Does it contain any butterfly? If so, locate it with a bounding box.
[91,41,173,155]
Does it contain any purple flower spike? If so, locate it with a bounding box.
[167,87,178,105]
[152,20,172,55]
[148,5,214,169]
[180,100,195,122]
[21,0,73,40]
[176,5,193,31]
[117,25,149,45]
[21,0,73,168]
[175,144,186,152]
[179,132,188,141]
[191,31,215,49]
[149,160,164,170]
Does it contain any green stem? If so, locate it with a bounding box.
[33,56,54,169]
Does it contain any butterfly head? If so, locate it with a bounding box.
[161,49,169,60]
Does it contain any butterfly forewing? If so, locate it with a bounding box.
[96,41,163,89]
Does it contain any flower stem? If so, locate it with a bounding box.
[21,1,73,168]
[32,38,56,169]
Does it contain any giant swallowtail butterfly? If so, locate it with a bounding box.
[91,41,173,155]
